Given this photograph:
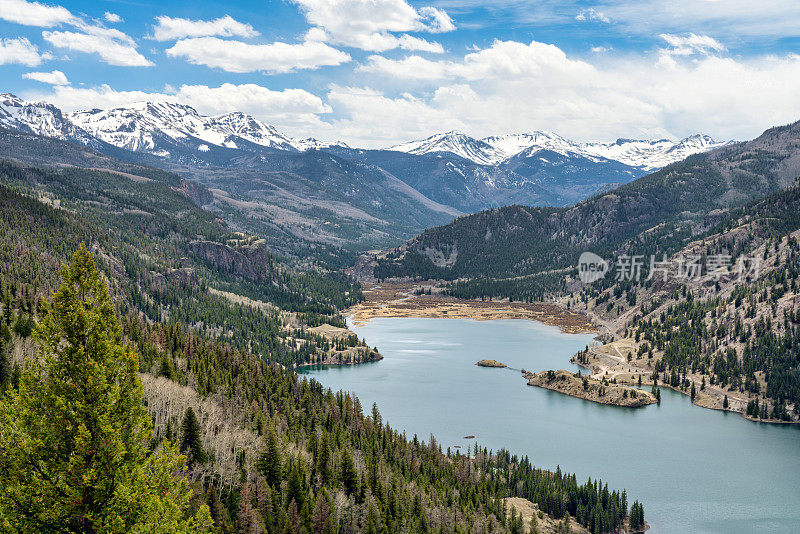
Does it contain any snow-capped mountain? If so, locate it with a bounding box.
[391,130,732,170]
[204,111,297,151]
[389,131,503,166]
[579,135,732,170]
[0,93,97,146]
[0,92,735,213]
[2,94,350,162]
[482,132,582,163]
[291,138,350,152]
[67,101,304,158]
[67,102,355,158]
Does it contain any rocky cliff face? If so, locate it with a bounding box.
[188,240,277,281]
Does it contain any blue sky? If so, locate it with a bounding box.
[2,0,800,146]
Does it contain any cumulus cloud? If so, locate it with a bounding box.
[166,36,350,73]
[23,69,68,84]
[0,37,47,66]
[151,15,258,41]
[359,40,594,81]
[31,83,332,133]
[323,85,466,145]
[43,28,153,67]
[293,0,453,51]
[0,1,151,67]
[340,39,800,146]
[0,0,76,27]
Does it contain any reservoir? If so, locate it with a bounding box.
[300,317,800,533]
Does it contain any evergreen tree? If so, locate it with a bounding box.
[340,449,358,496]
[258,426,283,488]
[317,432,331,484]
[0,247,212,532]
[180,406,206,465]
[0,339,8,391]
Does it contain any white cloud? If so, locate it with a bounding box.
[23,69,68,84]
[0,1,151,67]
[359,55,449,79]
[398,35,444,53]
[359,40,594,81]
[576,8,610,24]
[176,83,331,130]
[165,36,350,73]
[660,33,726,57]
[27,83,331,134]
[293,0,454,51]
[336,39,800,146]
[0,37,46,66]
[323,85,465,145]
[43,29,154,67]
[0,0,76,27]
[591,46,612,53]
[151,15,258,41]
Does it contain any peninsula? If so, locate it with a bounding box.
[525,370,657,407]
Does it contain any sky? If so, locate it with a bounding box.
[1,0,800,147]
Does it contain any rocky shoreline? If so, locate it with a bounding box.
[525,369,657,407]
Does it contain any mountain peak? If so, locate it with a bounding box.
[389,131,502,165]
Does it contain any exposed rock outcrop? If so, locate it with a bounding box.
[526,370,656,407]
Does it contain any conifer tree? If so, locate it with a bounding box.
[0,246,212,533]
[258,426,283,488]
[340,449,358,496]
[317,432,331,484]
[180,406,206,465]
[0,339,8,391]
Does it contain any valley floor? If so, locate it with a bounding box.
[346,282,596,333]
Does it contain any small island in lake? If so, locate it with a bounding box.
[476,359,507,368]
[526,370,656,407]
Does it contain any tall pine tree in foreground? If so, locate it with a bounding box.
[0,246,212,533]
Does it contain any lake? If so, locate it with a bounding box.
[299,317,800,533]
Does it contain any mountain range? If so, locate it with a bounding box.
[390,130,728,170]
[0,92,732,256]
[1,93,727,170]
[371,118,800,283]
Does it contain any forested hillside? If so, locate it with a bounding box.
[564,182,800,422]
[369,120,800,423]
[0,158,370,368]
[0,144,645,531]
[373,120,800,285]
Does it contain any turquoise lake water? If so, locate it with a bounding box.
[299,317,800,533]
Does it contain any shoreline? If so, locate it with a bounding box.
[345,282,596,334]
[525,369,657,407]
[573,338,800,425]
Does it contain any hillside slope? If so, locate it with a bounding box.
[373,120,798,282]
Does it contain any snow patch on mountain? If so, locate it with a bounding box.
[0,93,97,146]
[389,131,503,165]
[1,93,732,172]
[392,130,732,170]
